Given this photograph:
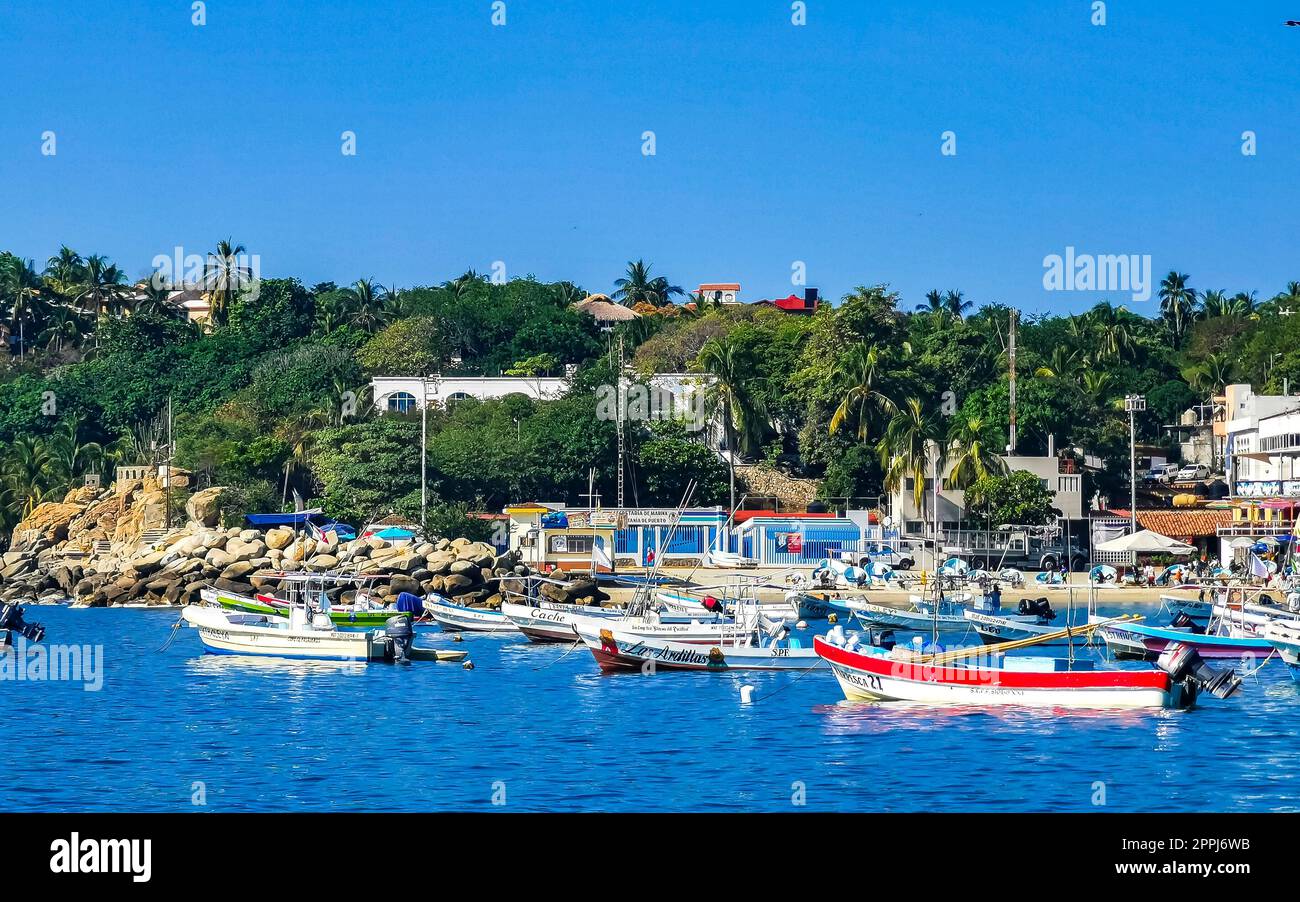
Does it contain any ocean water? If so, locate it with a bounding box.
[4,604,1298,813]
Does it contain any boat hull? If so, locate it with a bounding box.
[813,637,1182,708]
[499,601,622,643]
[829,599,970,632]
[424,597,519,634]
[1095,618,1271,660]
[577,625,823,672]
[964,610,1071,645]
[182,605,379,661]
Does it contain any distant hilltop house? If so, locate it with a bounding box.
[696,283,820,314]
[698,282,742,305]
[753,287,820,315]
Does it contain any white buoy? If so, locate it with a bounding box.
[740,685,755,704]
[795,619,808,630]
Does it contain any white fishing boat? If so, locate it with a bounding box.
[180,603,464,663]
[1262,621,1300,681]
[424,596,519,634]
[499,599,624,642]
[827,594,974,632]
[962,596,1066,644]
[575,622,823,672]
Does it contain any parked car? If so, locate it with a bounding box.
[1152,464,1181,483]
[1174,464,1211,482]
[840,543,916,571]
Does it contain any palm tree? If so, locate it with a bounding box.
[345,278,391,333]
[3,435,54,518]
[943,290,971,321]
[1158,271,1197,343]
[75,254,130,335]
[135,278,177,317]
[697,336,768,512]
[204,239,252,327]
[45,419,104,491]
[1200,289,1230,318]
[1230,291,1257,317]
[878,397,948,514]
[1088,302,1134,362]
[612,259,682,308]
[37,305,89,353]
[0,256,46,359]
[828,344,897,443]
[916,289,945,315]
[1081,370,1117,406]
[1034,346,1084,381]
[43,246,85,298]
[946,415,1006,489]
[1182,352,1234,394]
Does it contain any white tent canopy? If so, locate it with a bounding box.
[1094,529,1196,556]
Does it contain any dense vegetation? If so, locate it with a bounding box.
[2,245,1297,542]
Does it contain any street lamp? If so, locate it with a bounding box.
[1125,395,1146,533]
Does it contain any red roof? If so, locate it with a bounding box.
[698,283,740,291]
[1105,509,1231,539]
[773,293,815,311]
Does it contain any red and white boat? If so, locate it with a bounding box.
[813,631,1199,709]
[577,623,822,672]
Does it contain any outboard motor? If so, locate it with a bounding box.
[1169,611,1206,634]
[870,628,897,652]
[1017,597,1056,621]
[383,614,414,665]
[0,602,45,645]
[1157,643,1242,700]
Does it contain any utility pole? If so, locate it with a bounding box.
[1125,394,1146,533]
[616,333,626,509]
[420,375,428,523]
[1008,309,1018,454]
[165,395,173,529]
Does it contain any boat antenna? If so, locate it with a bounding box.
[629,480,696,617]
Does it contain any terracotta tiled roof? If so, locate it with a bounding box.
[1107,509,1231,539]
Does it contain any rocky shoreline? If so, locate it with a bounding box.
[0,474,609,610]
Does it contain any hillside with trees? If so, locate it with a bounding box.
[4,246,1298,544]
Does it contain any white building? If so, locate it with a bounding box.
[697,282,741,305]
[372,371,576,413]
[1223,384,1300,497]
[889,438,1085,537]
[371,370,718,440]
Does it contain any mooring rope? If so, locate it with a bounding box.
[533,636,583,670]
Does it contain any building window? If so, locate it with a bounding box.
[549,534,594,554]
[386,392,417,413]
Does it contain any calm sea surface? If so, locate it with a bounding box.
[5,604,1297,812]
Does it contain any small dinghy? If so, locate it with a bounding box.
[424,596,519,634]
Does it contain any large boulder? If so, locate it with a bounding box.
[185,487,228,529]
[264,528,294,550]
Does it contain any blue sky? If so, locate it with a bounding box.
[1,0,1297,314]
